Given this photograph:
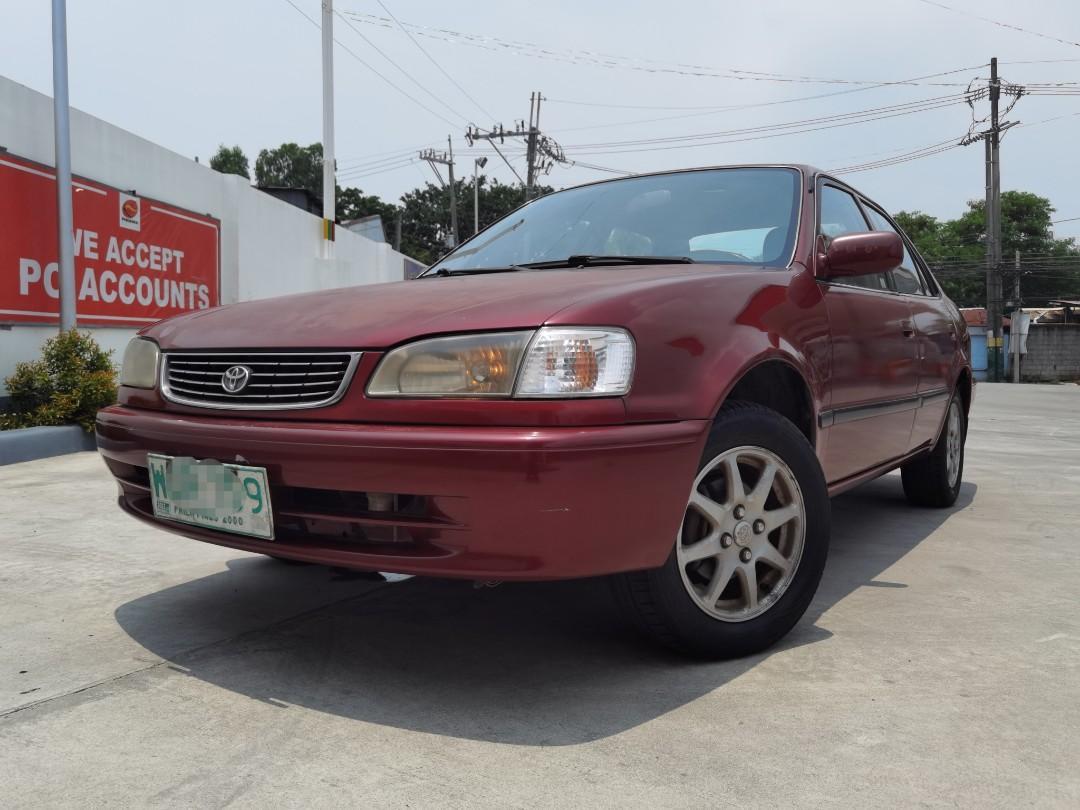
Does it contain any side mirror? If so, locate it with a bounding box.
[820,231,903,278]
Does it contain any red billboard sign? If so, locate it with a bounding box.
[1,153,219,327]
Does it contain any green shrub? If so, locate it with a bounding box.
[1,330,118,432]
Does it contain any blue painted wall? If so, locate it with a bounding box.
[971,330,1011,381]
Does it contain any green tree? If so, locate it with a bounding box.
[895,191,1080,307]
[337,185,399,226]
[208,144,250,179]
[398,176,551,265]
[255,142,324,197]
[244,140,549,262]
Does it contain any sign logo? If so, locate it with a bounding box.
[119,192,141,231]
[221,365,252,393]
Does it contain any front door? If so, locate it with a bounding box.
[817,184,920,483]
[861,202,954,450]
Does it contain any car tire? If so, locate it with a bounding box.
[612,401,830,659]
[901,393,965,508]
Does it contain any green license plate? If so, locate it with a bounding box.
[147,453,274,540]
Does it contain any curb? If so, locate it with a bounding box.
[0,425,97,466]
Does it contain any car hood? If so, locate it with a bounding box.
[146,264,763,350]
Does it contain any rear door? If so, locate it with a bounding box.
[817,183,919,483]
[862,203,954,450]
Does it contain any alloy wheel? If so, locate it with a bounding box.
[945,400,963,488]
[676,445,806,622]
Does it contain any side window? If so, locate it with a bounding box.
[863,205,928,295]
[819,185,889,292]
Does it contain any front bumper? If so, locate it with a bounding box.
[96,406,708,580]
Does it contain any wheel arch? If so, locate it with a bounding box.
[955,366,973,416]
[711,357,817,448]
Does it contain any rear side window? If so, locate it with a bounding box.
[863,205,928,295]
[819,185,889,292]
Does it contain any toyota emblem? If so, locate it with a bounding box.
[221,365,252,393]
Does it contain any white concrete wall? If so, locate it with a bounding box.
[0,75,413,394]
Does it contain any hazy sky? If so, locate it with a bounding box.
[2,1,1078,240]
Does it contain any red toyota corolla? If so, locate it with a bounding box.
[97,165,972,658]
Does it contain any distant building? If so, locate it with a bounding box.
[342,215,387,244]
[961,306,1080,382]
[257,186,322,216]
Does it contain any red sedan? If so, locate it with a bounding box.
[97,165,972,658]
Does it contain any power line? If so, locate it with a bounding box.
[567,160,634,176]
[279,0,460,129]
[829,135,966,173]
[338,142,435,168]
[340,10,982,87]
[911,0,1080,49]
[556,95,971,158]
[562,92,969,150]
[338,148,428,173]
[337,158,420,181]
[374,0,496,123]
[337,143,526,180]
[331,7,471,125]
[544,63,988,135]
[337,155,420,180]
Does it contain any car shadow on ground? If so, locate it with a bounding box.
[115,474,975,746]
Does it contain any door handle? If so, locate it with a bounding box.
[901,321,916,338]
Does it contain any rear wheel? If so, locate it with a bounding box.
[901,393,965,508]
[613,402,830,659]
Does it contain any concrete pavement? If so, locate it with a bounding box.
[1,383,1077,807]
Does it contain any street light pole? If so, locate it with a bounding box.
[51,0,76,331]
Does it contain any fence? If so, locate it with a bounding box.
[0,74,414,394]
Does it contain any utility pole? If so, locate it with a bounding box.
[465,91,566,202]
[525,92,539,200]
[321,0,336,255]
[473,156,488,235]
[419,140,458,248]
[987,57,1003,382]
[446,136,458,248]
[961,57,1022,382]
[51,0,76,331]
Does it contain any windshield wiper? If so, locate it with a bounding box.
[518,255,695,269]
[420,265,527,278]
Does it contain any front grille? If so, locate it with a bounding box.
[161,351,361,410]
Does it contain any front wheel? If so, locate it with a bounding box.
[613,402,830,659]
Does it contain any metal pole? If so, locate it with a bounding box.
[984,136,995,380]
[525,92,537,200]
[988,56,1003,382]
[1012,249,1021,383]
[446,135,458,247]
[473,160,480,235]
[51,0,76,331]
[321,0,335,253]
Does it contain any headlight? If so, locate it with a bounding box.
[366,327,634,398]
[516,328,634,397]
[367,331,533,397]
[119,337,160,389]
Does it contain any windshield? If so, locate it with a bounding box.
[429,167,801,273]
